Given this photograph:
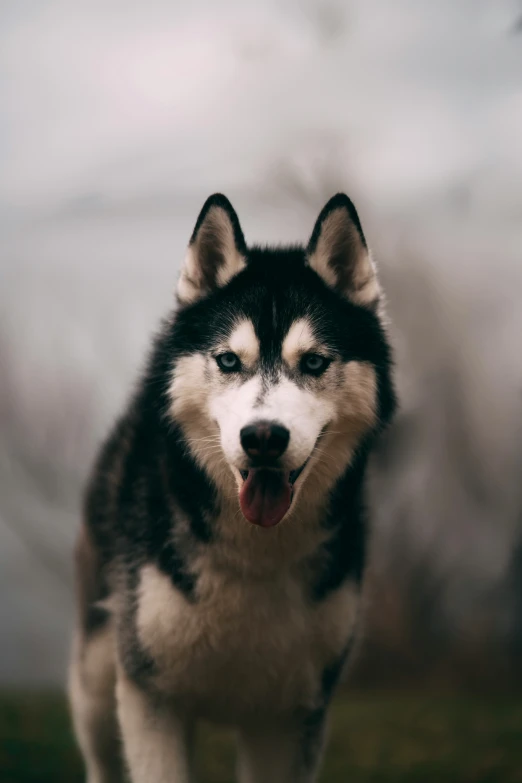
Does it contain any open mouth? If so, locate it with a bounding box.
[238,460,308,529]
[239,463,306,484]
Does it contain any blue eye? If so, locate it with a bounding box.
[301,354,331,375]
[216,352,241,372]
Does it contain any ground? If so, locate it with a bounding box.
[1,690,521,782]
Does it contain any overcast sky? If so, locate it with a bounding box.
[2,0,522,216]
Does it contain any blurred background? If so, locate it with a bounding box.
[1,1,522,780]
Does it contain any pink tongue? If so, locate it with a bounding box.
[239,469,292,528]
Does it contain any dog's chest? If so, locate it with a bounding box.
[134,559,358,719]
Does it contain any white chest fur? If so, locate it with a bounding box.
[135,560,359,721]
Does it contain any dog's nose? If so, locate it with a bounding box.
[240,421,290,461]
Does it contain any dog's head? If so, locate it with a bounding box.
[168,193,395,528]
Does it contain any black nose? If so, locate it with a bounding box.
[240,421,290,462]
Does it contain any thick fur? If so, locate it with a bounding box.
[68,193,396,783]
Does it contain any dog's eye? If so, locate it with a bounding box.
[216,352,242,372]
[300,354,331,376]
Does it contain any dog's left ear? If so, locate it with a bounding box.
[177,193,247,305]
[307,193,381,308]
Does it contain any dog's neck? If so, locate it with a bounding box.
[154,406,369,579]
[173,428,365,578]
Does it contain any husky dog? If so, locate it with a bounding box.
[68,193,396,783]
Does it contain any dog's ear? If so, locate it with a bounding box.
[177,194,247,305]
[307,193,381,308]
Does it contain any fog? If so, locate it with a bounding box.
[1,0,522,684]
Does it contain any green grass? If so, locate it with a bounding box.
[1,691,522,782]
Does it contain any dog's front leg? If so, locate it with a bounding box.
[116,673,196,783]
[236,710,327,783]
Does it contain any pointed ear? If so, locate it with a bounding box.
[177,194,247,305]
[306,193,381,308]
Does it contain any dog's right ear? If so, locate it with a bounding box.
[177,194,247,305]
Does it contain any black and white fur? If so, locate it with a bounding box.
[68,193,396,783]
